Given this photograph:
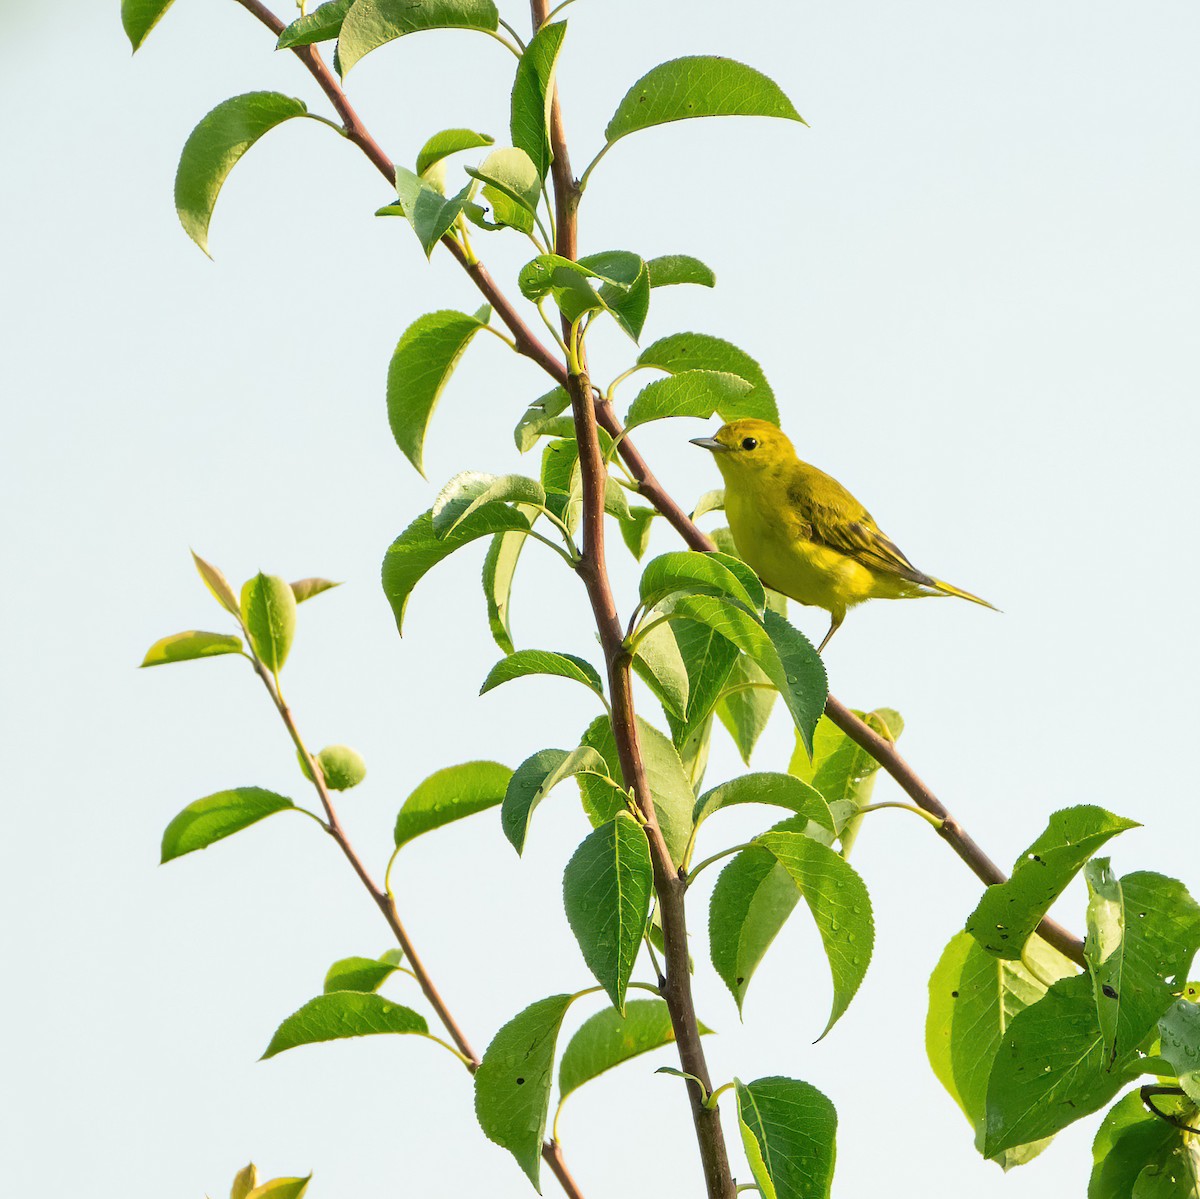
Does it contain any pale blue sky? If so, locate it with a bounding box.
[2,2,1198,1196]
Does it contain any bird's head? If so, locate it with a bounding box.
[689,419,796,480]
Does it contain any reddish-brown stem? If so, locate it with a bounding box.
[531,0,736,1192]
[248,656,586,1198]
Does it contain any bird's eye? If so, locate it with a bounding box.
[741,437,759,451]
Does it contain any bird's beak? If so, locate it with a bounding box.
[689,437,728,453]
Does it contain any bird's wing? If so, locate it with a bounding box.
[787,469,935,588]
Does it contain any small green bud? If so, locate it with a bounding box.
[315,744,367,791]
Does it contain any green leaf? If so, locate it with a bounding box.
[1087,858,1127,1065]
[692,489,726,521]
[926,931,1074,1168]
[276,0,353,48]
[245,1178,311,1199]
[122,0,177,51]
[757,831,874,1036]
[605,56,805,145]
[337,0,500,75]
[1159,999,1200,1106]
[735,1076,837,1199]
[1089,1090,1198,1199]
[519,254,625,301]
[788,708,902,854]
[632,619,691,721]
[289,577,341,604]
[382,506,530,635]
[640,549,764,613]
[465,148,541,229]
[475,994,573,1189]
[161,787,295,863]
[231,1163,258,1199]
[710,844,800,1014]
[191,549,241,615]
[141,630,243,667]
[694,772,833,835]
[482,524,528,653]
[581,251,650,342]
[624,371,751,433]
[619,505,657,560]
[577,716,694,867]
[647,254,716,289]
[323,953,405,994]
[514,387,572,452]
[510,21,566,180]
[557,999,707,1103]
[656,595,826,755]
[986,870,1200,1157]
[384,167,472,257]
[502,747,621,854]
[563,812,653,1011]
[432,471,546,537]
[966,805,1141,959]
[658,618,741,748]
[240,573,297,672]
[983,972,1138,1156]
[175,93,311,256]
[639,332,778,423]
[393,761,512,848]
[415,127,494,176]
[715,655,776,764]
[386,309,487,475]
[261,992,428,1058]
[481,649,605,701]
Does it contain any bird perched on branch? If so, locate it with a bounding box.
[690,418,995,652]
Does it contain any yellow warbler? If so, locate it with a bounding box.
[690,419,995,651]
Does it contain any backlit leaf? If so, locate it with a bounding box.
[393,761,512,848]
[191,550,240,615]
[141,630,243,667]
[323,952,405,994]
[694,772,833,835]
[262,992,428,1058]
[175,93,311,256]
[1089,1090,1198,1199]
[383,168,472,257]
[161,787,295,863]
[966,805,1141,960]
[415,127,494,176]
[647,254,715,288]
[624,371,751,433]
[502,746,621,854]
[240,573,297,672]
[122,0,177,51]
[475,994,573,1189]
[640,549,764,614]
[481,649,605,701]
[1158,999,1200,1107]
[482,524,528,653]
[432,472,546,537]
[289,577,341,604]
[716,655,776,764]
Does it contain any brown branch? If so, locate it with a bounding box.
[531,1,736,1193]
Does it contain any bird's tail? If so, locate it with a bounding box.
[929,577,1000,612]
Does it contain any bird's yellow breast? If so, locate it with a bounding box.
[723,469,883,618]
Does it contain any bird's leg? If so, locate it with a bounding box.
[817,612,844,654]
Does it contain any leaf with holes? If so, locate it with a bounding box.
[475,994,574,1189]
[966,805,1141,959]
[926,930,1074,1168]
[563,812,653,1012]
[393,761,512,849]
